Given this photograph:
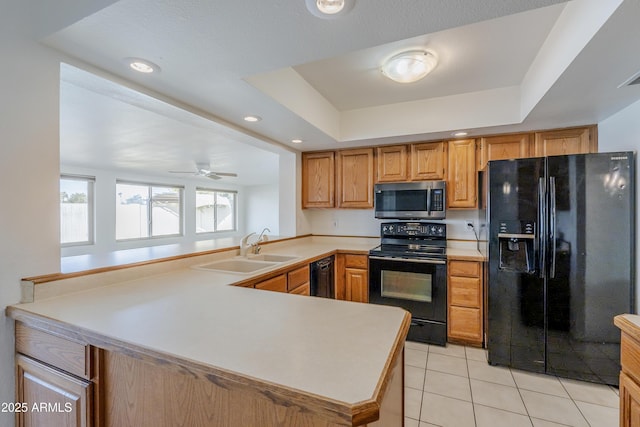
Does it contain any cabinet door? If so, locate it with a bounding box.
[254,274,287,292]
[336,148,374,208]
[621,372,640,427]
[479,133,531,170]
[410,142,446,180]
[16,355,93,427]
[376,145,408,182]
[345,268,368,303]
[534,127,596,157]
[289,283,311,296]
[302,152,335,208]
[287,265,310,292]
[447,139,477,208]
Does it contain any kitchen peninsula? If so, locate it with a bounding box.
[7,237,409,427]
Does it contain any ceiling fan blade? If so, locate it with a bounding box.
[169,170,197,174]
[210,172,238,177]
[205,173,222,180]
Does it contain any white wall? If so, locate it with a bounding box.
[244,184,280,235]
[0,5,62,427]
[598,98,640,311]
[60,165,244,257]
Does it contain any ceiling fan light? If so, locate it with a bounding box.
[382,51,438,83]
[316,0,344,14]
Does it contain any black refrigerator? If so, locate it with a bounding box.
[487,152,635,386]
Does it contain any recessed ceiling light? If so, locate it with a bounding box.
[126,58,160,74]
[305,0,354,18]
[452,131,469,137]
[243,115,262,122]
[381,50,438,83]
[317,0,344,14]
[291,139,303,144]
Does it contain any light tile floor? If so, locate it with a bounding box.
[404,341,620,427]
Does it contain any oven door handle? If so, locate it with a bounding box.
[369,256,446,265]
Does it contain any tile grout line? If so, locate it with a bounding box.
[466,348,479,427]
[557,378,594,427]
[508,366,535,427]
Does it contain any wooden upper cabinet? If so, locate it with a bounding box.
[376,145,408,182]
[447,139,477,209]
[410,142,446,180]
[479,133,531,170]
[336,148,374,208]
[534,126,597,157]
[302,151,335,208]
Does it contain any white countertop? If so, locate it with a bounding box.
[11,236,407,406]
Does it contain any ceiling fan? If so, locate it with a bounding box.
[169,162,237,180]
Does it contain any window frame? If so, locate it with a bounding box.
[60,174,95,247]
[195,187,238,234]
[115,180,184,241]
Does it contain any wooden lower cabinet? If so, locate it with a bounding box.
[447,260,483,346]
[616,316,640,427]
[337,254,369,303]
[251,264,311,295]
[254,274,287,292]
[620,372,640,427]
[16,355,93,427]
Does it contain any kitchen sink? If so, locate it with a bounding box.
[193,259,278,274]
[246,254,299,263]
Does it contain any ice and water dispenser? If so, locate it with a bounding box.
[497,221,536,273]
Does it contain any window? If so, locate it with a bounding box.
[116,182,183,240]
[60,175,94,245]
[195,188,237,233]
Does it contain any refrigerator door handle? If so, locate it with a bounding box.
[538,177,546,278]
[550,176,557,279]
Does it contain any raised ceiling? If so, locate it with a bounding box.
[40,0,640,178]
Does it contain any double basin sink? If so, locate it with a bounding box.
[193,254,299,274]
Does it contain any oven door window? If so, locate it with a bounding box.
[381,270,432,302]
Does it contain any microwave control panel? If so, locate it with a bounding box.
[431,189,444,211]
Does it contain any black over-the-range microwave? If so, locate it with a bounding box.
[374,181,446,220]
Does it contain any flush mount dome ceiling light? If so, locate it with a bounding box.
[381,50,438,83]
[305,0,354,18]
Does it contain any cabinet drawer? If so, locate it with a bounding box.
[254,274,287,293]
[622,334,640,385]
[448,306,482,343]
[16,323,89,379]
[449,260,480,277]
[344,254,368,269]
[449,276,481,308]
[289,283,310,296]
[287,265,310,291]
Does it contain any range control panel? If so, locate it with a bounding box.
[381,222,446,239]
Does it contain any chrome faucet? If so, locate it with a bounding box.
[239,232,256,257]
[252,227,271,254]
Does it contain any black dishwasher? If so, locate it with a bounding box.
[310,256,334,298]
